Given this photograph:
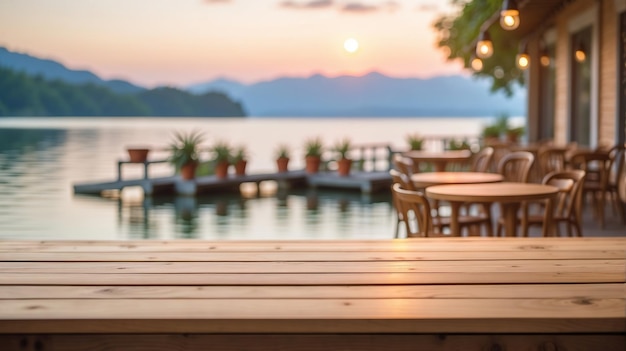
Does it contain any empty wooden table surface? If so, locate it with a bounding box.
[403,150,472,172]
[426,182,559,237]
[411,171,503,189]
[0,238,625,350]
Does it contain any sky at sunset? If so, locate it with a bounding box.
[0,0,465,88]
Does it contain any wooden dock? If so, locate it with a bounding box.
[73,170,392,196]
[0,237,624,350]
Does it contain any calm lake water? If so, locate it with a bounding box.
[0,117,501,241]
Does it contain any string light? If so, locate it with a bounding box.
[471,56,484,71]
[500,0,520,31]
[575,42,586,63]
[476,31,493,59]
[516,42,530,70]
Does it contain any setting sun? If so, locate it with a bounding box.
[343,38,359,53]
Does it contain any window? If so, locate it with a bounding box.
[570,26,593,147]
[539,43,556,141]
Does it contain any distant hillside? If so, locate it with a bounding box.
[188,72,526,117]
[0,66,246,117]
[0,47,144,94]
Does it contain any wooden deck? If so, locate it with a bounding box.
[0,238,624,350]
[73,170,392,195]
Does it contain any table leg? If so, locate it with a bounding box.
[117,161,123,181]
[501,202,521,237]
[541,197,555,237]
[449,201,461,236]
[433,161,446,172]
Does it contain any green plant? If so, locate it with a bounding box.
[212,141,232,164]
[448,139,471,151]
[167,130,204,169]
[406,133,424,151]
[495,113,510,134]
[275,144,290,159]
[231,146,247,163]
[333,138,352,159]
[507,126,525,137]
[482,125,501,139]
[304,137,323,158]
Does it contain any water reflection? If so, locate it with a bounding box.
[114,189,394,240]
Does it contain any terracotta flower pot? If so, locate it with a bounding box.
[276,157,290,173]
[127,148,150,163]
[337,158,352,177]
[234,160,247,176]
[215,161,230,179]
[305,156,321,174]
[180,162,198,180]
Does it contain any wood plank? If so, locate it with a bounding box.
[2,250,623,261]
[0,284,623,300]
[0,298,623,333]
[1,259,622,274]
[2,238,625,253]
[0,272,621,285]
[1,334,624,351]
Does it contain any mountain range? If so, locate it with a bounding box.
[0,47,144,94]
[1,46,526,117]
[188,72,526,117]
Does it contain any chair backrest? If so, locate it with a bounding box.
[391,183,432,238]
[497,151,535,182]
[568,150,610,187]
[389,168,416,191]
[616,146,626,202]
[537,147,567,177]
[471,147,494,172]
[607,143,626,186]
[391,158,417,190]
[541,170,586,223]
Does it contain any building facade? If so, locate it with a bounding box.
[523,0,625,148]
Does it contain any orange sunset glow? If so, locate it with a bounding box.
[0,0,463,87]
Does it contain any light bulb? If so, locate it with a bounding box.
[471,57,483,71]
[500,13,520,30]
[476,41,493,59]
[516,53,530,70]
[540,55,551,67]
[575,49,586,62]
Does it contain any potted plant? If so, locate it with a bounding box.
[406,133,424,151]
[211,141,232,179]
[506,126,525,144]
[275,144,290,173]
[127,146,151,163]
[448,139,471,151]
[482,125,501,145]
[304,137,323,174]
[231,146,248,176]
[333,138,353,177]
[168,131,203,180]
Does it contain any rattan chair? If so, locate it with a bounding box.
[471,146,494,173]
[518,170,586,237]
[569,150,611,228]
[537,146,568,178]
[497,151,535,182]
[391,183,433,238]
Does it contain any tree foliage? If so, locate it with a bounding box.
[433,0,524,96]
[0,66,247,117]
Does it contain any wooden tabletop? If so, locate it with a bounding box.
[403,150,472,162]
[426,183,560,237]
[411,171,503,188]
[425,182,559,203]
[0,238,624,344]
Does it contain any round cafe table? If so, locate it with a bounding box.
[411,171,503,189]
[403,150,472,172]
[425,182,559,237]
